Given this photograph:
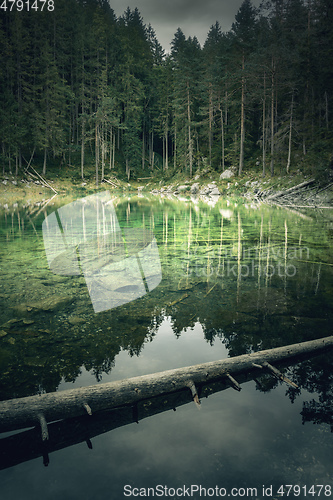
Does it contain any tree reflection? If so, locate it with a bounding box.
[0,196,332,413]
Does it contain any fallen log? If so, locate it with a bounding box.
[0,336,332,437]
[266,178,315,201]
[0,368,268,470]
[1,353,332,471]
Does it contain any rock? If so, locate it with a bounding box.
[199,187,211,196]
[177,185,189,192]
[12,295,74,315]
[220,169,234,180]
[23,319,34,325]
[1,319,21,329]
[191,182,200,194]
[210,187,221,196]
[37,296,74,312]
[68,316,85,326]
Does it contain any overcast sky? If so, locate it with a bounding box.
[110,0,262,53]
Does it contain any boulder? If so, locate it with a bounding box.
[210,187,221,196]
[177,185,189,192]
[191,182,200,194]
[220,169,234,180]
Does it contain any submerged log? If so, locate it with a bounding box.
[0,336,332,436]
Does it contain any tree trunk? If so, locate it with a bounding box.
[142,129,145,170]
[81,120,85,179]
[0,336,332,436]
[187,81,193,177]
[238,54,245,176]
[286,91,294,174]
[262,72,266,177]
[270,61,275,177]
[208,82,213,167]
[164,129,168,171]
[43,148,47,176]
[95,123,99,186]
[173,122,177,169]
[219,103,225,171]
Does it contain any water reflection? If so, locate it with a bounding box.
[0,195,332,497]
[0,195,332,400]
[42,192,162,313]
[0,351,331,472]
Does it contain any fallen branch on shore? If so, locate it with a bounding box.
[266,178,315,201]
[25,165,58,194]
[102,178,119,188]
[247,177,332,210]
[0,336,332,440]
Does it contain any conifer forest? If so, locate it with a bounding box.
[0,0,332,182]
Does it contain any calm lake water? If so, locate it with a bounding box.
[0,191,332,499]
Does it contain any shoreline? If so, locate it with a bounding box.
[0,169,332,213]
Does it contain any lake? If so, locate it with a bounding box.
[0,191,332,499]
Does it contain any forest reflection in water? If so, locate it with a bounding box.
[0,192,332,497]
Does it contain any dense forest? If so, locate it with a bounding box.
[0,0,332,183]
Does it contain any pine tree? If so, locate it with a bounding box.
[231,0,258,176]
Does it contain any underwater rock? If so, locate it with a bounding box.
[68,316,85,326]
[36,295,74,312]
[1,319,22,329]
[12,295,74,315]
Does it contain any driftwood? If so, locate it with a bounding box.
[1,346,332,471]
[102,178,119,188]
[0,367,265,470]
[26,165,58,194]
[0,336,332,440]
[266,178,315,201]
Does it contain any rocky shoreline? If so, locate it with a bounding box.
[1,167,332,214]
[145,168,333,211]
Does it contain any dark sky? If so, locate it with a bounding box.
[110,0,262,53]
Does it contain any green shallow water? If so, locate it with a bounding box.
[0,192,332,498]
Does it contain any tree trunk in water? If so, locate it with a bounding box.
[0,335,332,436]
